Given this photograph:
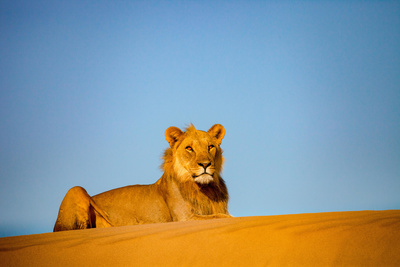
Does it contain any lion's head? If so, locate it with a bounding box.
[163,124,225,185]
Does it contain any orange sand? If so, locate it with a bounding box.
[1,210,399,266]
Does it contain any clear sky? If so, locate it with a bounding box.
[1,1,399,237]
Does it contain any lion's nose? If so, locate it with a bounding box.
[198,162,211,170]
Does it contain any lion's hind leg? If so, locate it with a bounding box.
[53,186,111,232]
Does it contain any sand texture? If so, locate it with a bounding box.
[1,210,399,266]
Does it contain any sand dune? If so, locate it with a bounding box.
[1,210,399,266]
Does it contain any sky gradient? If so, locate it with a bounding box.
[1,1,399,237]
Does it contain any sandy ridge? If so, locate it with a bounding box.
[1,210,399,266]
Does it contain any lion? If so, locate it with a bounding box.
[53,124,231,232]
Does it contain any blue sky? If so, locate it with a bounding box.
[1,1,399,237]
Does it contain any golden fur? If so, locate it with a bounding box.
[54,124,230,232]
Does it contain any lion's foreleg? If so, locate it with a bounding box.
[189,213,233,221]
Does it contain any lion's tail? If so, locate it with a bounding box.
[89,199,114,227]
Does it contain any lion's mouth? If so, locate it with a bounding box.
[192,172,213,178]
[193,173,214,185]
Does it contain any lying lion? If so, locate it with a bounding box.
[53,124,231,231]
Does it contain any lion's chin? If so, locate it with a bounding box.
[194,174,214,185]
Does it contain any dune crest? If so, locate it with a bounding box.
[1,210,399,266]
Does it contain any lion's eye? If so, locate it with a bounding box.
[186,146,193,152]
[208,145,214,150]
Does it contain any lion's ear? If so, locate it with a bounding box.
[208,124,225,145]
[165,127,183,147]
